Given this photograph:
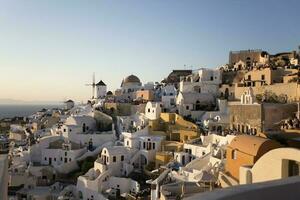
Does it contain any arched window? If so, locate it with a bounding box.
[195,100,201,111]
[82,123,86,133]
[225,88,229,99]
[78,191,83,199]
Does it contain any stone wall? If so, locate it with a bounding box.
[234,83,300,102]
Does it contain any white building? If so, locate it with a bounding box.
[117,74,142,102]
[123,131,165,165]
[176,92,215,119]
[59,115,115,147]
[64,100,75,110]
[121,74,142,94]
[41,139,87,167]
[161,85,177,112]
[76,146,141,200]
[118,113,148,133]
[150,134,235,200]
[145,102,162,120]
[179,68,222,95]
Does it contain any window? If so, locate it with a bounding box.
[121,155,124,161]
[82,123,86,133]
[248,75,251,80]
[184,135,188,141]
[232,150,237,160]
[153,143,156,150]
[69,158,72,162]
[210,76,213,81]
[65,152,67,156]
[170,98,175,105]
[63,129,66,132]
[148,108,150,113]
[126,140,129,146]
[60,157,63,161]
[143,142,146,149]
[54,158,56,161]
[45,157,47,161]
[261,75,265,80]
[79,191,83,199]
[186,106,189,110]
[288,160,300,177]
[113,156,116,162]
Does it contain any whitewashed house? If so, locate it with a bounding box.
[123,131,165,166]
[176,92,215,119]
[118,113,148,133]
[161,85,177,112]
[179,68,221,95]
[145,102,162,120]
[76,146,140,200]
[59,115,114,147]
[41,139,87,167]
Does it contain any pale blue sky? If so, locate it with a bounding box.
[0,0,299,102]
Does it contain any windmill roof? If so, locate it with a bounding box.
[96,80,106,86]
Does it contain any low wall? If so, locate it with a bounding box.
[0,155,8,200]
[185,176,300,200]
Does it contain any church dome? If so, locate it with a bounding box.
[123,75,141,84]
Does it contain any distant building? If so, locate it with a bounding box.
[64,99,75,110]
[176,92,215,119]
[96,80,107,99]
[41,139,87,167]
[179,68,222,94]
[229,49,269,69]
[121,74,142,94]
[162,70,192,88]
[136,89,154,102]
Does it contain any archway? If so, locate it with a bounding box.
[195,100,201,111]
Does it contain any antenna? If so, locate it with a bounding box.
[85,72,96,99]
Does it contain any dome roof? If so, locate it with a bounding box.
[123,74,141,84]
[228,135,281,156]
[106,91,113,95]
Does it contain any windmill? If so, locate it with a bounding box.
[85,73,96,99]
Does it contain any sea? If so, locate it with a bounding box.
[0,104,62,119]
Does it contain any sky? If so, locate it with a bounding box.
[0,0,299,103]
